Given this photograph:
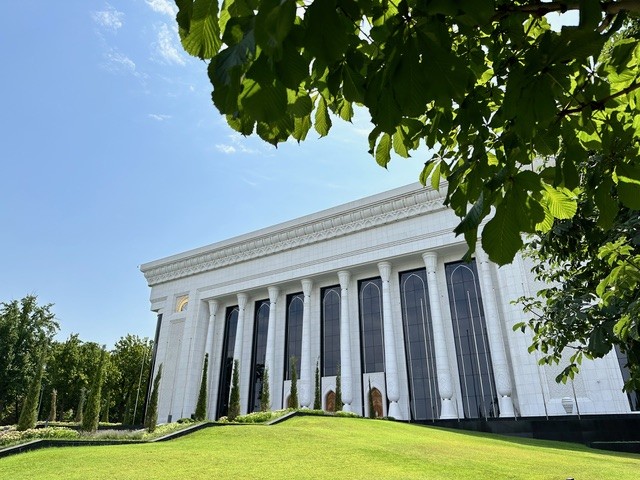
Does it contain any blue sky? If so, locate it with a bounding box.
[0,1,423,348]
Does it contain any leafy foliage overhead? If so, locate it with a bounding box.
[175,0,640,264]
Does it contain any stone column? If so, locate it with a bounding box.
[299,279,313,408]
[233,293,248,413]
[475,246,515,417]
[205,300,219,359]
[264,286,279,410]
[338,270,353,412]
[422,252,458,419]
[377,262,402,419]
[204,300,224,420]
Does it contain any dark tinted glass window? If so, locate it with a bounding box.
[400,269,439,420]
[322,286,341,377]
[216,306,238,418]
[249,300,270,412]
[284,294,304,380]
[359,278,385,374]
[446,260,498,419]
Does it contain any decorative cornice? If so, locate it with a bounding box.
[141,184,447,286]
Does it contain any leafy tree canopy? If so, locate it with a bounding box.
[518,153,640,393]
[0,296,57,423]
[175,0,640,265]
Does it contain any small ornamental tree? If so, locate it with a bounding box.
[368,379,375,419]
[101,391,110,423]
[288,357,298,409]
[145,364,162,433]
[48,388,57,423]
[260,366,270,412]
[228,360,241,421]
[17,347,47,431]
[313,360,321,410]
[335,365,343,412]
[195,353,209,421]
[82,348,107,432]
[74,387,86,424]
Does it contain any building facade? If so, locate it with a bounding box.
[140,184,636,423]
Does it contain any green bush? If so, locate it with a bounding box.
[177,418,194,424]
[0,426,80,447]
[232,409,293,424]
[334,411,359,418]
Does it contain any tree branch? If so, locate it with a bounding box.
[559,81,640,117]
[493,0,640,21]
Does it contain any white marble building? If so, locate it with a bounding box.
[140,184,634,423]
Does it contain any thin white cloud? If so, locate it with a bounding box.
[155,24,185,65]
[216,144,237,154]
[146,0,177,16]
[92,4,124,31]
[148,114,171,121]
[101,49,148,84]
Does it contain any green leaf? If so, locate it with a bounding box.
[618,182,640,209]
[392,127,410,158]
[293,115,312,142]
[179,0,222,60]
[342,65,365,104]
[481,202,523,265]
[542,185,578,220]
[304,0,349,64]
[535,204,554,233]
[239,77,288,123]
[430,161,442,191]
[579,0,602,29]
[594,179,618,230]
[314,95,331,137]
[454,191,485,236]
[255,0,296,56]
[615,163,640,209]
[375,133,392,168]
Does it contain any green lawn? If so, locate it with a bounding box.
[1,416,638,479]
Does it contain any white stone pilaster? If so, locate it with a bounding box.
[205,300,219,359]
[338,270,353,412]
[377,262,402,419]
[265,286,279,410]
[300,279,313,408]
[205,299,219,418]
[233,293,248,414]
[422,252,458,419]
[475,246,515,417]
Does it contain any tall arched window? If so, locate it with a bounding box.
[400,269,439,420]
[359,278,385,374]
[216,306,238,419]
[249,300,270,412]
[322,286,341,377]
[284,294,304,380]
[446,260,498,419]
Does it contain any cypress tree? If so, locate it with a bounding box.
[17,348,47,431]
[145,364,162,433]
[75,387,86,424]
[288,357,298,409]
[260,366,270,412]
[123,393,133,425]
[313,360,321,410]
[82,349,107,432]
[48,389,57,423]
[101,391,110,423]
[228,360,240,421]
[194,353,209,421]
[335,364,343,412]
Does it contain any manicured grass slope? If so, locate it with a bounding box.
[1,416,638,479]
